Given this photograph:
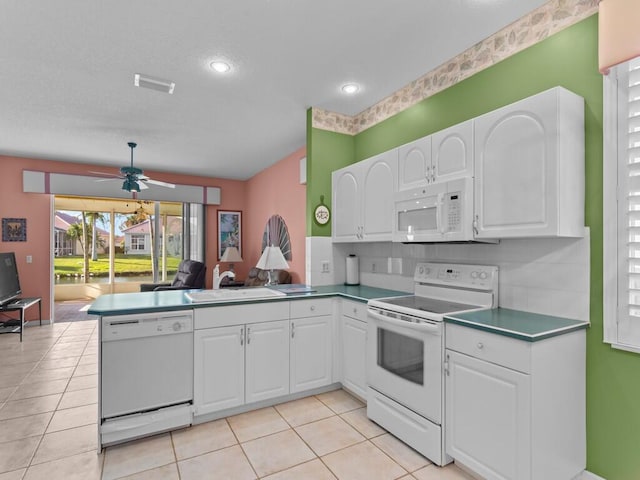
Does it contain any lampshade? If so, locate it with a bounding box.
[599,0,640,74]
[256,245,289,271]
[220,246,243,263]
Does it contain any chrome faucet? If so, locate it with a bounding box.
[212,264,235,289]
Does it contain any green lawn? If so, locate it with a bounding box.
[54,254,181,277]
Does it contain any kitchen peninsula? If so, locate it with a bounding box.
[89,284,409,449]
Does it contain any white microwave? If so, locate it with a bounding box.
[393,177,487,243]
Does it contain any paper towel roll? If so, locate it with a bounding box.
[345,254,360,286]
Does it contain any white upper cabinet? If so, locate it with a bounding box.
[432,120,474,182]
[474,87,584,238]
[332,150,397,242]
[397,120,473,192]
[398,136,432,191]
[332,168,360,241]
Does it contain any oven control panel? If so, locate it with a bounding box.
[414,262,498,289]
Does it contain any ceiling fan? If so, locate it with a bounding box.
[92,142,176,192]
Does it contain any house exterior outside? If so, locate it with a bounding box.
[54,211,112,256]
[121,220,152,255]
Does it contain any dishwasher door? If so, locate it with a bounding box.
[101,312,193,419]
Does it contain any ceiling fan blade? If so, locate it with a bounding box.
[137,181,149,190]
[89,171,122,178]
[95,178,121,183]
[143,178,176,188]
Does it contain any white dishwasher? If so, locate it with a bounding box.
[100,310,193,446]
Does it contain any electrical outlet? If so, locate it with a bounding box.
[26,255,32,264]
[321,261,330,273]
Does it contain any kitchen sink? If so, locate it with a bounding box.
[185,287,287,303]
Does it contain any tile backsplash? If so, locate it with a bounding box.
[307,229,590,322]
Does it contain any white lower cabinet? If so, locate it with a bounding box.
[446,350,530,480]
[290,315,332,393]
[194,299,335,417]
[341,301,368,399]
[194,326,245,415]
[245,320,290,404]
[445,323,585,480]
[194,321,289,416]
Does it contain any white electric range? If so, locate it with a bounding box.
[366,262,498,465]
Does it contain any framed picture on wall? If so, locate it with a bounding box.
[217,210,242,260]
[2,218,27,242]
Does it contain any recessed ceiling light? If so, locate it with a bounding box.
[341,83,360,94]
[210,61,231,73]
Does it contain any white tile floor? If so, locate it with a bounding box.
[0,319,477,480]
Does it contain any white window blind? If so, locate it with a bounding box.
[605,57,640,352]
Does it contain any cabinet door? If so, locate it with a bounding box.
[290,315,332,393]
[473,88,578,238]
[361,151,397,241]
[445,350,530,480]
[432,120,473,182]
[332,167,361,242]
[398,136,431,190]
[194,326,245,415]
[341,316,367,399]
[245,320,290,404]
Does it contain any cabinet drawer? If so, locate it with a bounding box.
[445,323,531,374]
[195,302,289,329]
[341,300,367,322]
[290,298,332,318]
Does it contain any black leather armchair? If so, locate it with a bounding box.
[140,259,206,292]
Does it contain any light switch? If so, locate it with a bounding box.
[26,255,33,264]
[321,261,330,273]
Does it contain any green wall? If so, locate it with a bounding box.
[307,15,640,479]
[306,108,355,236]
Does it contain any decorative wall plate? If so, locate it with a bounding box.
[313,195,331,226]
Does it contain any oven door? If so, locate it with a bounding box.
[367,307,443,424]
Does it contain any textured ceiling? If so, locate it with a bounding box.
[0,0,548,181]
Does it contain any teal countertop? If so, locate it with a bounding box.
[88,284,410,316]
[445,307,589,342]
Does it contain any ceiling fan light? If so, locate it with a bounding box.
[122,178,140,192]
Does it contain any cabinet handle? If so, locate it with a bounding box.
[291,322,295,339]
[353,308,358,315]
[473,215,479,235]
[240,327,244,346]
[477,342,484,350]
[247,327,251,345]
[444,353,450,376]
[310,305,315,311]
[431,165,436,182]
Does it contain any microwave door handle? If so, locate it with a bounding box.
[367,309,441,335]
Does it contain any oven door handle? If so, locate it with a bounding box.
[367,309,441,335]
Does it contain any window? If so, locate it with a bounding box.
[130,234,146,251]
[604,57,640,353]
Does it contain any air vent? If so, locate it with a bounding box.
[134,73,175,94]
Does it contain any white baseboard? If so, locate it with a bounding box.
[574,470,606,480]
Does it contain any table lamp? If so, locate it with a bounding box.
[220,246,243,273]
[256,245,289,285]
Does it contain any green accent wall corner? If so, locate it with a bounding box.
[306,108,355,237]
